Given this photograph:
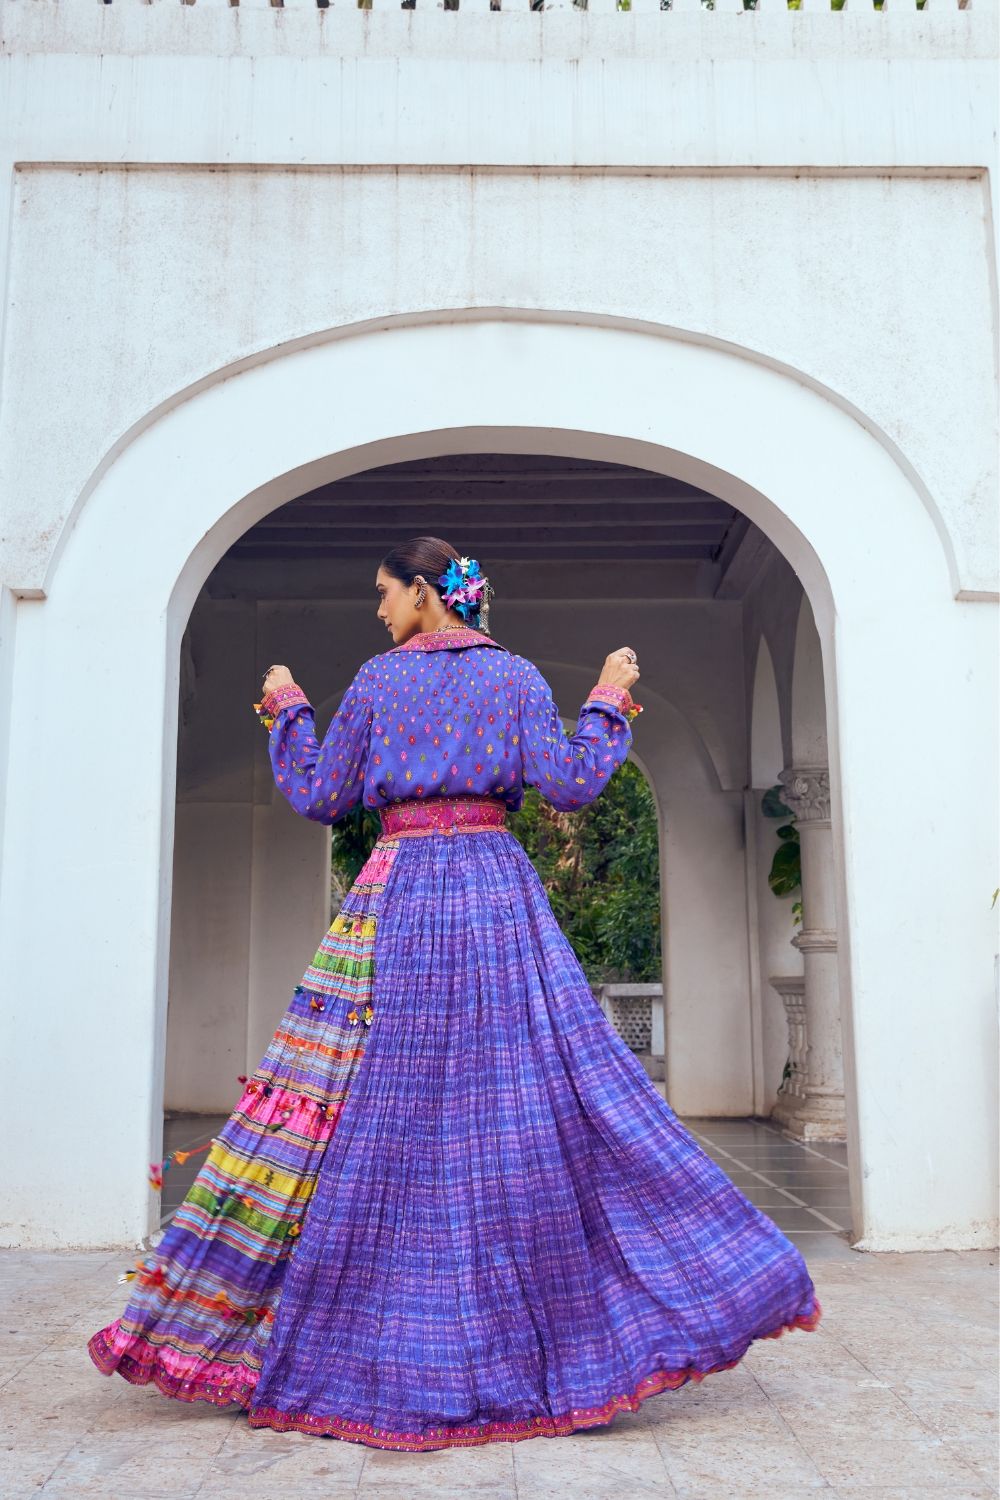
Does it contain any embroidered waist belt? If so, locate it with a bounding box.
[379,795,509,838]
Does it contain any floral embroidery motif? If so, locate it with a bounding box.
[380,795,508,837]
[252,633,637,829]
[389,627,505,654]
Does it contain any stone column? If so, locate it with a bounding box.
[769,975,807,1128]
[776,767,846,1141]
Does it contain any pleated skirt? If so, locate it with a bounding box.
[89,824,820,1451]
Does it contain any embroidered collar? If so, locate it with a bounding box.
[389,628,508,653]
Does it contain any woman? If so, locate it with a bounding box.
[88,536,820,1452]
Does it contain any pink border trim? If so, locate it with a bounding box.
[584,682,634,713]
[261,682,311,717]
[390,628,507,654]
[87,1325,261,1410]
[89,1288,821,1449]
[244,1299,822,1451]
[379,795,508,836]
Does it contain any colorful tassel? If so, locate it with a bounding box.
[147,1139,213,1193]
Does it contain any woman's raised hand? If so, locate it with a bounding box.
[597,647,640,695]
[261,665,295,696]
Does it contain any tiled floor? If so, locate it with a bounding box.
[680,1115,855,1261]
[2,1118,996,1499]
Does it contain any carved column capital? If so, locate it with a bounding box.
[792,929,838,954]
[778,766,831,824]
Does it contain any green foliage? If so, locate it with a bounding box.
[330,803,384,906]
[329,760,662,985]
[701,0,920,9]
[762,783,802,927]
[761,785,792,820]
[507,761,661,984]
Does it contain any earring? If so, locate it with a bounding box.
[414,575,427,608]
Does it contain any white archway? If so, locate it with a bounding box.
[2,317,994,1253]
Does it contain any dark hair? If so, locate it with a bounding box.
[379,536,486,627]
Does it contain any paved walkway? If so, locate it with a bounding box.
[3,1119,996,1499]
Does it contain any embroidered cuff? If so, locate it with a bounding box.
[253,682,311,729]
[584,683,643,722]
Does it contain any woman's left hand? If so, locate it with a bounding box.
[261,665,295,696]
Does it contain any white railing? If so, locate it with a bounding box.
[85,0,976,12]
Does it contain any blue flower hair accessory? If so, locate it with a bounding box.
[438,555,494,632]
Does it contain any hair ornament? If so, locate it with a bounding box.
[438,556,494,633]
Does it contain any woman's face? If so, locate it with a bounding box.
[375,566,422,644]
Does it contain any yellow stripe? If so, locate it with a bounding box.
[208,1145,307,1201]
[329,914,378,939]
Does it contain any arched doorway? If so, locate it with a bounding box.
[3,315,985,1254]
[163,447,854,1251]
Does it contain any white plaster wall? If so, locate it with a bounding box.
[0,0,995,600]
[1,167,995,601]
[166,803,253,1111]
[247,799,332,1077]
[1,318,992,1250]
[663,779,755,1116]
[167,595,338,1109]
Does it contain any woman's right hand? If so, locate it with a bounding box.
[262,665,295,697]
[596,647,640,696]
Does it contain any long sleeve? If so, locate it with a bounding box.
[261,663,373,826]
[516,658,636,812]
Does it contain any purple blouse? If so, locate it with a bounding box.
[260,626,639,824]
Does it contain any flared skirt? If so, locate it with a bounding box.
[89,827,819,1450]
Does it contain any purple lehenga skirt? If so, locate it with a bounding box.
[89,793,820,1451]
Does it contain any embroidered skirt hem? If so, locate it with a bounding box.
[88,1299,821,1450]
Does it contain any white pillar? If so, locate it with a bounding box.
[769,974,807,1123]
[776,767,846,1141]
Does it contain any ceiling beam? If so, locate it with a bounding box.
[246,524,730,546]
[293,484,727,507]
[275,501,737,526]
[228,541,722,562]
[303,466,713,488]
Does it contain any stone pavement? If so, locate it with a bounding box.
[2,1121,996,1499]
